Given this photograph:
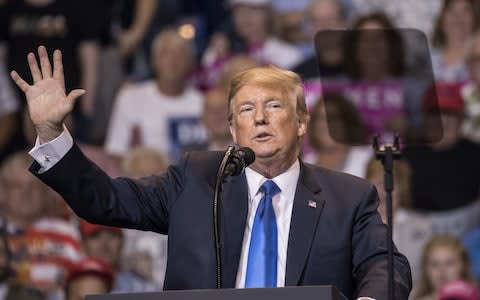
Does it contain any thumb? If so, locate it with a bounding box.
[66,89,86,104]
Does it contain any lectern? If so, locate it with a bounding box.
[86,286,347,300]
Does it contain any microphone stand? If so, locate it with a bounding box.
[372,134,401,300]
[214,145,235,288]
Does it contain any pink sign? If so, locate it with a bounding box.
[304,79,405,136]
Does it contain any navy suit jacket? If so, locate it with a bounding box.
[31,145,412,299]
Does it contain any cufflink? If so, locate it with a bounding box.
[44,155,50,162]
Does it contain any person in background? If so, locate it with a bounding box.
[415,235,476,300]
[430,0,478,82]
[461,31,480,142]
[304,93,371,178]
[202,87,232,150]
[403,82,480,236]
[1,152,83,300]
[0,152,49,233]
[348,0,442,39]
[343,11,434,139]
[0,228,45,300]
[64,258,113,300]
[120,148,169,289]
[105,28,203,162]
[80,219,161,293]
[345,12,406,82]
[183,87,232,152]
[200,0,302,89]
[80,221,123,275]
[225,0,302,68]
[270,0,312,50]
[366,158,432,285]
[88,0,164,144]
[293,0,347,81]
[0,0,101,143]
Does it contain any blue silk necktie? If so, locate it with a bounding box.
[245,180,281,287]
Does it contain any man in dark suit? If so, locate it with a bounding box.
[10,46,412,299]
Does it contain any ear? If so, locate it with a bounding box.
[297,115,309,138]
[229,122,237,144]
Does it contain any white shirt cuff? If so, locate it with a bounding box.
[357,297,376,300]
[28,127,74,173]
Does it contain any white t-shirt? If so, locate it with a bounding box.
[105,80,203,158]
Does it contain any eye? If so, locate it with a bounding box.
[239,105,255,114]
[266,101,283,110]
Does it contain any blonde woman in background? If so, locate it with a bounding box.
[304,93,371,178]
[415,235,476,300]
[121,148,169,290]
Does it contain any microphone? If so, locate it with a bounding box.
[214,146,255,288]
[223,147,255,176]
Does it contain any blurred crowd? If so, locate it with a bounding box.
[0,0,480,299]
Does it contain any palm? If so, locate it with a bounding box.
[26,77,70,126]
[10,46,84,131]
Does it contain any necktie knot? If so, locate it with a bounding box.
[260,180,281,197]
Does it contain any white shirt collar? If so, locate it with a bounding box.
[244,159,300,200]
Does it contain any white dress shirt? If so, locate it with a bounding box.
[235,160,300,288]
[28,130,375,299]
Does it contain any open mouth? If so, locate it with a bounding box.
[254,132,272,141]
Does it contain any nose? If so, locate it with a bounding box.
[254,105,268,126]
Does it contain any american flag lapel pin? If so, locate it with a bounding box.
[308,200,317,208]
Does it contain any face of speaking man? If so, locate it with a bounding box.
[229,82,308,176]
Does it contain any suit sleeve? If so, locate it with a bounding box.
[351,184,412,300]
[30,143,188,234]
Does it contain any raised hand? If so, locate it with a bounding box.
[10,45,85,143]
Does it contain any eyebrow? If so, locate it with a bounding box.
[237,100,255,106]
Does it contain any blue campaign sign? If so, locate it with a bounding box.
[168,117,208,162]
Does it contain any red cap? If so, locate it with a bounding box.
[65,257,114,290]
[422,82,464,114]
[79,220,123,238]
[439,280,480,300]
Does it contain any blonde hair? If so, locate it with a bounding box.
[227,65,308,122]
[416,234,476,298]
[122,148,169,179]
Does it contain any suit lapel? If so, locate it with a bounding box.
[219,173,249,288]
[285,163,325,285]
